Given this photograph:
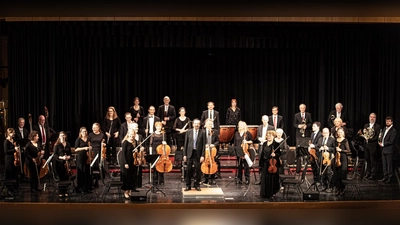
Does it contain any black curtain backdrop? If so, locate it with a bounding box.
[7,21,400,146]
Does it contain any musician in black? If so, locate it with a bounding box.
[142,106,161,152]
[260,130,281,199]
[363,113,381,180]
[200,101,220,131]
[132,123,144,188]
[25,131,44,192]
[183,119,205,191]
[202,119,220,186]
[316,128,336,193]
[255,115,274,185]
[293,104,313,138]
[120,130,139,199]
[150,122,166,185]
[88,123,107,188]
[334,128,351,197]
[3,128,19,196]
[378,116,397,183]
[173,107,191,152]
[225,98,241,127]
[102,106,121,163]
[129,97,145,136]
[327,102,349,129]
[308,122,322,184]
[156,96,176,145]
[53,131,72,197]
[74,127,92,193]
[234,121,253,185]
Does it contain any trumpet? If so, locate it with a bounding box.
[300,118,306,137]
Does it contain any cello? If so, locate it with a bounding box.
[201,129,218,175]
[155,129,173,173]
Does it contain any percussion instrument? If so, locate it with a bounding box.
[218,125,235,143]
[247,125,258,141]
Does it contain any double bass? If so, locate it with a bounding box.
[155,129,173,173]
[201,129,218,175]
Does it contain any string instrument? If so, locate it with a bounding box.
[13,142,21,166]
[101,139,106,159]
[28,113,33,133]
[335,142,341,167]
[155,129,173,173]
[268,147,278,174]
[64,153,74,177]
[322,143,331,166]
[241,132,254,167]
[86,141,92,165]
[308,140,318,162]
[201,129,218,174]
[24,144,49,187]
[133,141,146,166]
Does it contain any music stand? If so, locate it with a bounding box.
[144,154,165,196]
[225,146,244,187]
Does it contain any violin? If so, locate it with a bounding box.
[101,139,106,159]
[13,142,21,166]
[322,144,331,166]
[155,129,173,173]
[64,154,73,177]
[335,142,341,167]
[268,147,278,174]
[201,129,218,175]
[86,141,92,165]
[133,141,147,166]
[308,140,318,162]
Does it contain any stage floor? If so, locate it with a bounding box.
[1,167,399,204]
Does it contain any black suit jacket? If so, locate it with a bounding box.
[141,115,161,136]
[310,130,322,146]
[204,128,220,150]
[256,124,275,144]
[200,110,220,130]
[381,127,397,155]
[316,136,336,155]
[183,128,205,159]
[363,123,381,143]
[32,123,51,146]
[327,110,349,128]
[268,115,284,130]
[156,104,176,132]
[15,127,29,146]
[293,112,313,137]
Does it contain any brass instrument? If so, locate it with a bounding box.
[358,127,375,143]
[378,129,383,143]
[330,114,336,122]
[300,118,306,137]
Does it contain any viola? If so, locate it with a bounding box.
[322,149,331,166]
[86,141,93,165]
[101,139,107,159]
[308,140,318,162]
[155,129,173,173]
[13,142,20,166]
[335,142,341,167]
[268,147,278,174]
[133,142,147,166]
[64,154,74,177]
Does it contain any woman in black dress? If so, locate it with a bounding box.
[88,123,107,187]
[74,127,92,193]
[233,121,253,185]
[334,127,351,197]
[3,128,19,195]
[25,131,45,192]
[120,130,136,199]
[173,107,191,155]
[102,106,121,162]
[150,121,166,185]
[132,123,144,188]
[53,131,72,197]
[260,130,281,199]
[129,97,145,136]
[225,98,241,126]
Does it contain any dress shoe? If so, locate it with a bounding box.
[184,186,191,191]
[159,182,164,186]
[209,180,216,185]
[195,186,201,191]
[385,179,391,183]
[364,175,373,180]
[245,180,250,185]
[236,180,242,184]
[255,180,261,185]
[378,178,388,182]
[203,180,209,185]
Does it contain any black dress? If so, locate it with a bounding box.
[225,107,241,126]
[129,105,145,135]
[120,140,135,191]
[88,132,107,184]
[3,139,17,181]
[75,138,92,192]
[25,141,42,190]
[334,138,350,193]
[173,117,192,152]
[233,131,253,182]
[260,140,281,198]
[53,142,72,182]
[102,117,122,158]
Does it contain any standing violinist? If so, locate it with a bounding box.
[132,123,144,188]
[88,123,107,188]
[25,131,44,193]
[183,118,205,191]
[3,128,19,196]
[334,128,350,197]
[316,128,336,193]
[74,127,92,193]
[53,131,72,197]
[202,119,220,186]
[308,122,322,184]
[234,121,253,185]
[150,122,166,185]
[120,130,138,199]
[260,130,281,199]
[255,115,274,185]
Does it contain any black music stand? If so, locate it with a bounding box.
[225,146,244,187]
[144,154,165,196]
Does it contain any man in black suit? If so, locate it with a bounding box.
[156,96,176,145]
[254,115,275,185]
[327,102,349,129]
[268,106,284,130]
[308,121,323,183]
[378,116,397,183]
[316,127,336,193]
[363,113,381,180]
[142,106,161,152]
[200,101,220,132]
[183,118,205,191]
[15,117,29,146]
[32,115,51,158]
[293,103,313,138]
[203,119,220,186]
